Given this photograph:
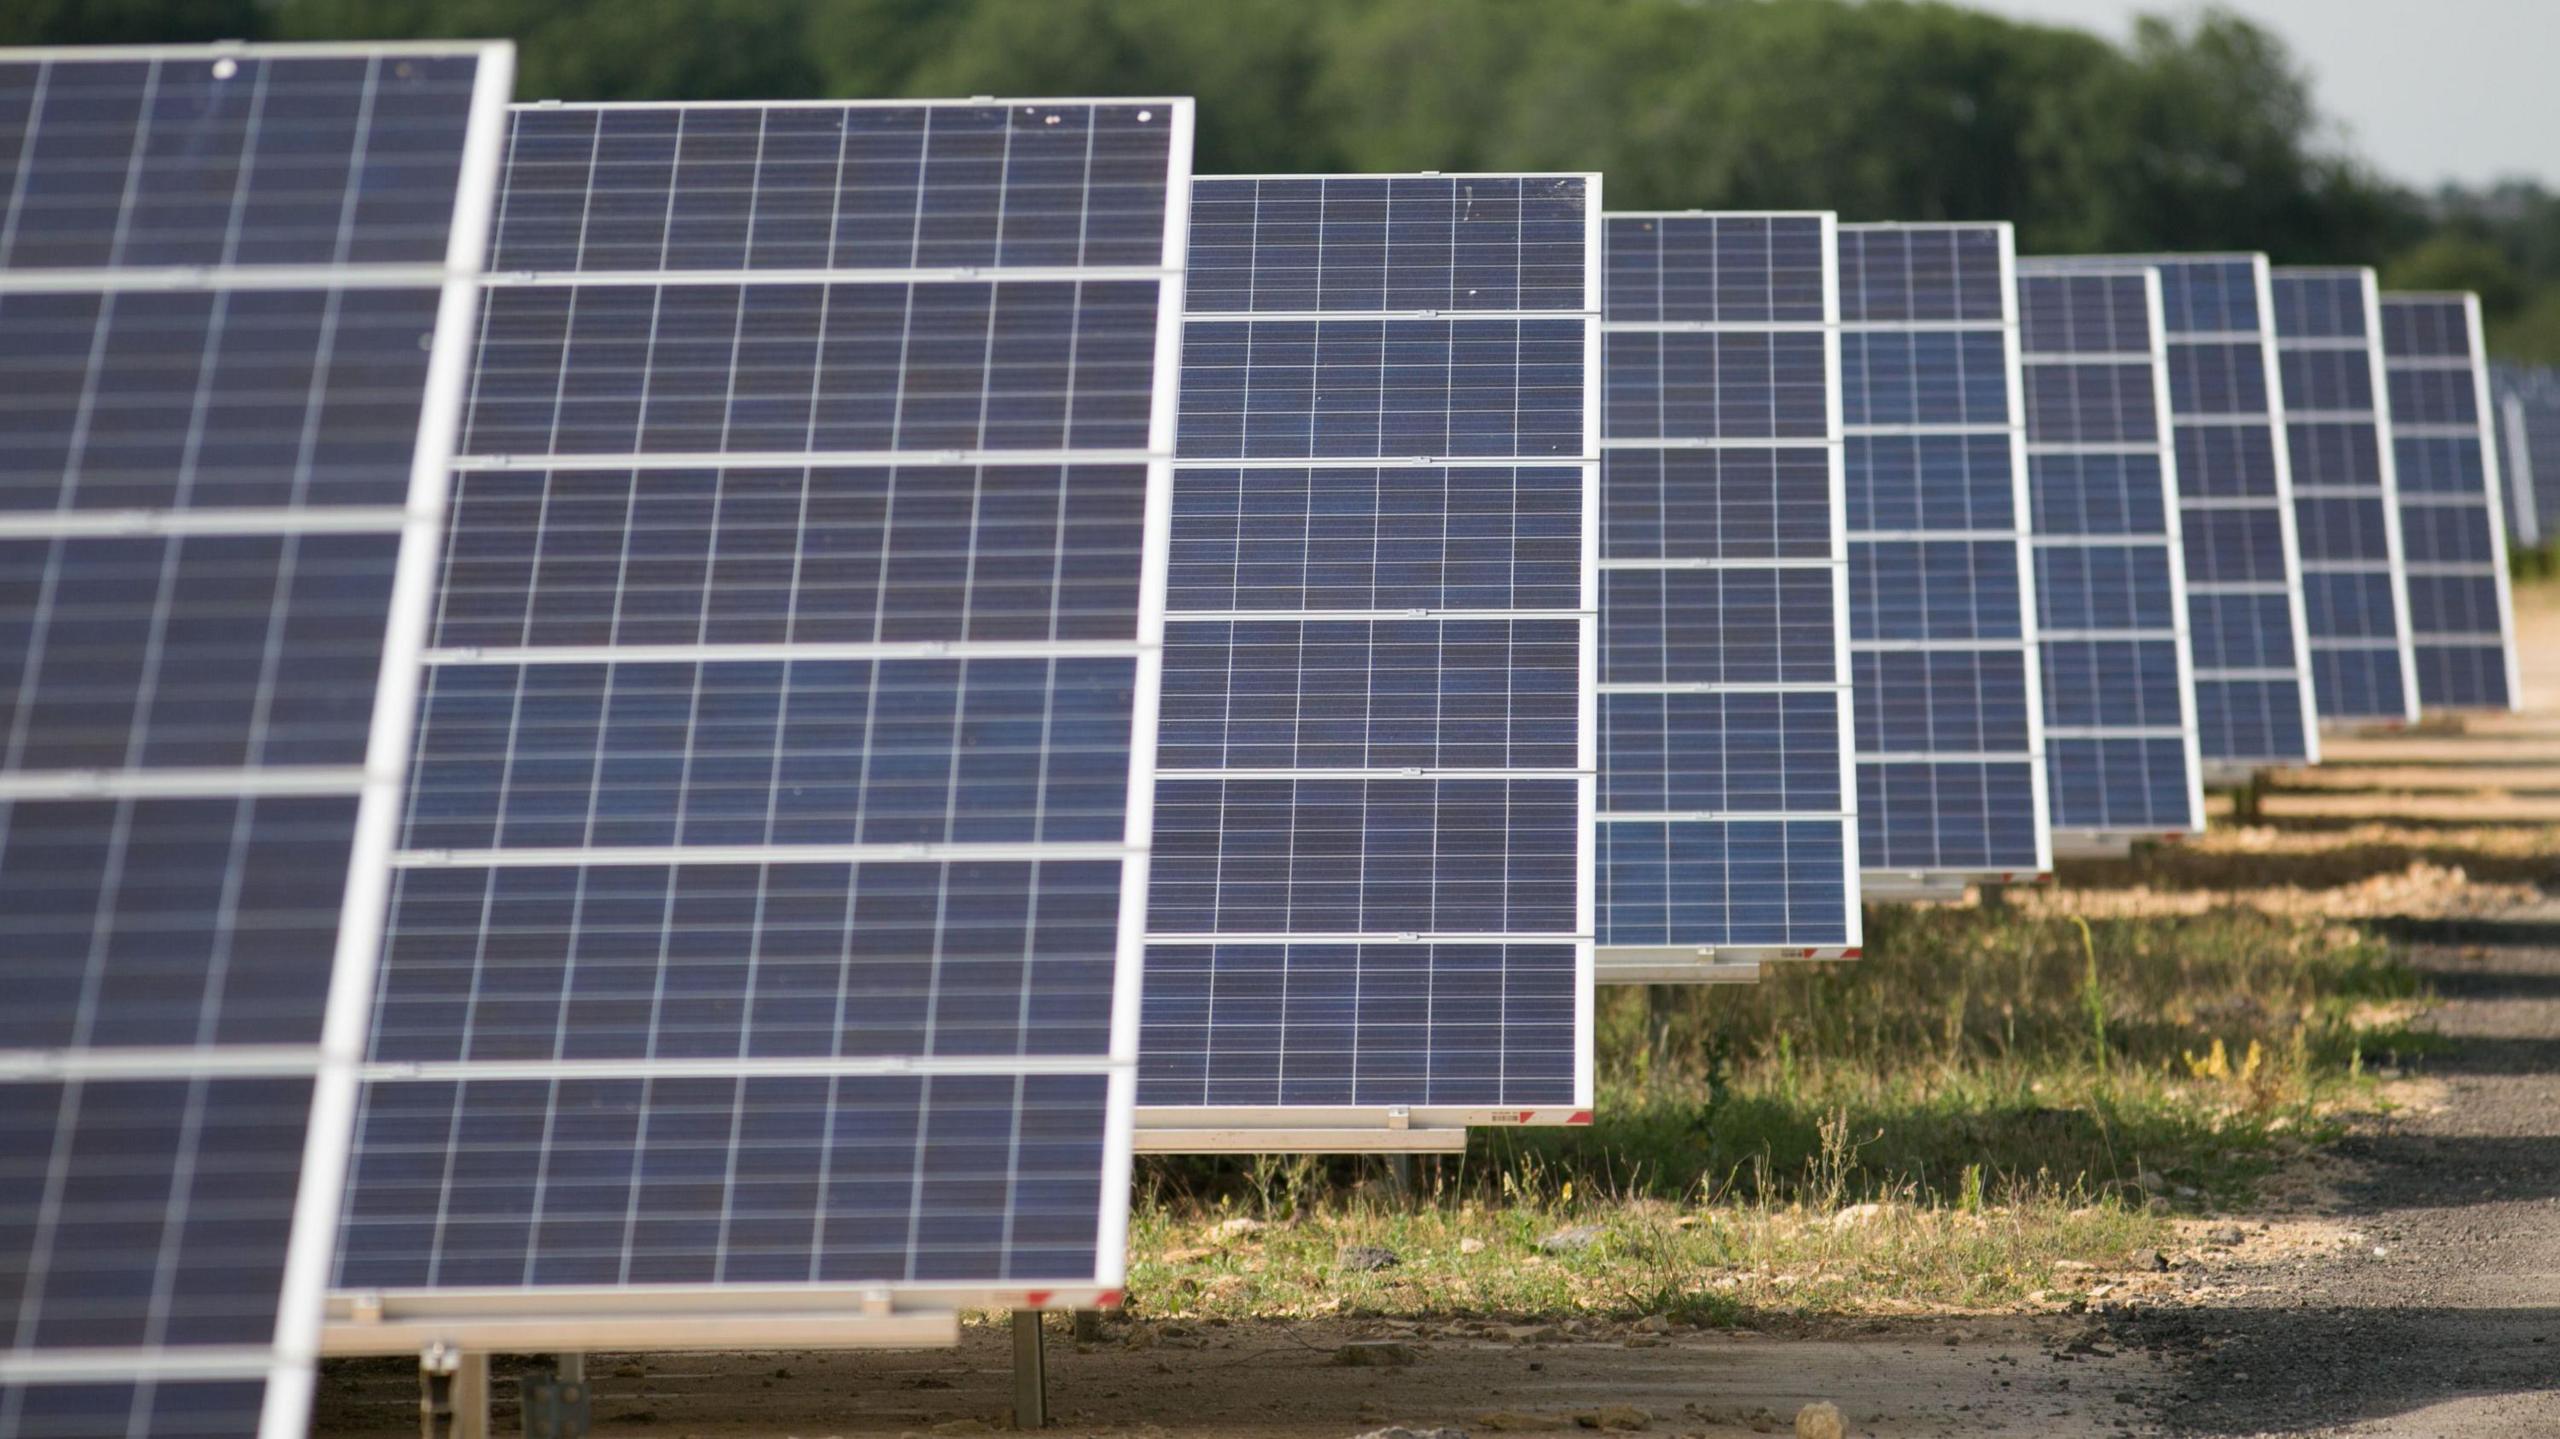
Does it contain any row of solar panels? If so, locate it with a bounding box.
[0,43,2526,1437]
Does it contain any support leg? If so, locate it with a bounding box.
[452,1352,490,1439]
[1382,1152,1415,1202]
[419,1344,456,1439]
[1071,1310,1103,1344]
[1011,1310,1048,1429]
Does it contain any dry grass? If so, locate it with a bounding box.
[1132,899,2426,1323]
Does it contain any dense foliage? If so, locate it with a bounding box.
[14,0,2558,358]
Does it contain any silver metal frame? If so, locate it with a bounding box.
[318,94,1200,1356]
[2268,265,2421,729]
[1591,211,1865,974]
[2382,291,2526,713]
[2033,253,2325,776]
[1134,171,1604,1147]
[0,40,516,1437]
[2014,262,2209,844]
[1839,222,2053,886]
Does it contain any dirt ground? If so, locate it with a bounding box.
[312,587,2560,1438]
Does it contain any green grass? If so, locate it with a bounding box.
[1130,899,2427,1321]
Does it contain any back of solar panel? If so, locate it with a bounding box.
[2013,263,2207,849]
[326,98,1193,1347]
[2030,254,2320,780]
[2493,363,2560,549]
[1593,211,1859,977]
[1837,223,2049,893]
[2380,292,2522,712]
[0,42,510,1437]
[1136,175,1600,1149]
[2268,266,2419,727]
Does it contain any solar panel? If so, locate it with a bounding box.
[2012,263,2206,848]
[2032,255,2320,778]
[1136,174,1599,1149]
[0,41,512,1437]
[324,98,1194,1347]
[2491,362,2560,550]
[2380,292,2522,712]
[2268,267,2419,726]
[1594,211,1859,972]
[1838,223,2047,893]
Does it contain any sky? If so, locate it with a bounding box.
[1960,0,2559,189]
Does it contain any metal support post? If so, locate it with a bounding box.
[1011,1309,1048,1428]
[418,1343,484,1439]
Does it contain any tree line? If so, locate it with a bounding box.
[13,0,2557,360]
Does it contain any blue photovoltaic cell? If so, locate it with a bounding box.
[2381,293,2520,710]
[1842,224,2044,878]
[1142,174,1595,1114]
[0,43,508,1431]
[0,286,443,513]
[467,280,1162,457]
[1596,211,1856,956]
[495,103,1175,274]
[2270,267,2416,724]
[2013,264,2202,837]
[337,98,1191,1307]
[0,53,483,270]
[433,464,1150,648]
[1140,943,1577,1108]
[1166,466,1583,612]
[2039,255,2317,768]
[339,1072,1109,1289]
[368,862,1123,1063]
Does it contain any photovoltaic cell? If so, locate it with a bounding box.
[0,40,511,1438]
[1596,211,1858,962]
[333,98,1193,1331]
[2013,263,2204,842]
[1840,223,2046,882]
[2034,255,2319,773]
[1139,175,1598,1136]
[2269,267,2417,725]
[2380,293,2521,711]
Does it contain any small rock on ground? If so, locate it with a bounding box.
[1536,1223,1605,1254]
[1337,1244,1401,1272]
[1575,1404,1651,1430]
[1334,1341,1418,1368]
[1793,1400,1845,1439]
[1353,1429,1468,1439]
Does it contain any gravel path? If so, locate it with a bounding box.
[2114,920,2560,1437]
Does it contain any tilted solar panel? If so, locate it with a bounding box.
[2013,263,2205,847]
[2269,267,2419,726]
[0,41,512,1437]
[2380,293,2522,712]
[1136,175,1599,1150]
[1839,223,2048,891]
[2034,255,2319,777]
[1594,211,1859,971]
[2491,362,2560,550]
[325,98,1194,1349]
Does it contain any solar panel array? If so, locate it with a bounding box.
[2491,362,2560,550]
[2012,263,2205,843]
[1838,223,2047,886]
[2380,293,2522,711]
[1136,174,1598,1141]
[2038,255,2319,776]
[2269,267,2418,726]
[328,98,1194,1326]
[1596,211,1858,967]
[0,41,509,1437]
